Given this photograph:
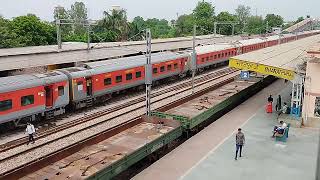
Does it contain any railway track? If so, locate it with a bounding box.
[0,67,235,152]
[0,67,238,178]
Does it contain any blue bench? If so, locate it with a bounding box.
[275,123,290,142]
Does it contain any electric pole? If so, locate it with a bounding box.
[145,29,152,116]
[56,19,62,50]
[86,22,91,50]
[192,25,197,94]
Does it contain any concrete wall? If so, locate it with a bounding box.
[303,61,320,124]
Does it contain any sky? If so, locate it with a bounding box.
[0,0,319,22]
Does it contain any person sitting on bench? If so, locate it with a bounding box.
[272,121,287,138]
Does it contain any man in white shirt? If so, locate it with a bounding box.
[26,122,36,144]
[272,121,287,137]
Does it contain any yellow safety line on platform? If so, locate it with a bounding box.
[229,58,295,80]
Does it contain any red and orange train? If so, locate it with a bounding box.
[0,30,319,127]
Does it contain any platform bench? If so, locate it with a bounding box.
[275,123,290,142]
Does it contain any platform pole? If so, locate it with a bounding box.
[192,25,197,94]
[145,29,152,116]
[87,23,90,50]
[56,19,62,50]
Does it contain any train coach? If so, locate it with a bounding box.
[58,52,189,109]
[0,72,69,127]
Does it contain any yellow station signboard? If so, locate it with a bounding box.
[229,58,295,80]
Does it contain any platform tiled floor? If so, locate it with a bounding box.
[133,80,319,180]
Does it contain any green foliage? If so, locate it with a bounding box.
[215,11,237,35]
[8,14,56,47]
[235,5,251,32]
[68,2,87,21]
[145,18,172,38]
[265,14,284,30]
[102,9,129,41]
[193,1,215,34]
[295,16,304,24]
[175,14,194,36]
[0,17,22,48]
[246,16,264,34]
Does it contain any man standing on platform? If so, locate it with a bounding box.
[268,95,273,104]
[267,95,274,113]
[276,95,282,112]
[235,128,245,160]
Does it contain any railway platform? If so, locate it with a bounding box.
[133,80,319,180]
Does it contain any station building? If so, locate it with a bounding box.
[303,44,320,125]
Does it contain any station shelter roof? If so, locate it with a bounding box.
[229,34,320,80]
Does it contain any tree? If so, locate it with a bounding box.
[68,2,87,21]
[54,6,69,20]
[265,14,284,31]
[68,2,88,34]
[295,16,304,23]
[132,16,145,30]
[246,16,264,34]
[193,1,215,34]
[215,11,237,35]
[128,17,145,41]
[144,18,172,38]
[102,8,129,41]
[53,6,72,37]
[235,5,251,33]
[10,14,56,46]
[175,14,194,36]
[0,17,21,48]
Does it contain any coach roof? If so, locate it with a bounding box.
[82,51,188,75]
[0,71,68,93]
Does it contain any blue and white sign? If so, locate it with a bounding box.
[240,71,250,80]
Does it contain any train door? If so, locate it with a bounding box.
[180,58,185,71]
[45,86,53,107]
[86,77,93,97]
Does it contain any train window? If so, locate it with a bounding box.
[218,54,221,58]
[21,95,34,106]
[206,57,209,61]
[201,58,204,62]
[153,68,158,74]
[174,63,178,69]
[77,81,83,91]
[167,64,172,71]
[225,53,227,57]
[116,75,122,83]
[160,66,165,72]
[136,71,142,78]
[0,100,12,112]
[126,73,133,80]
[104,78,112,85]
[228,52,231,56]
[214,55,217,59]
[58,86,64,96]
[210,56,213,60]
